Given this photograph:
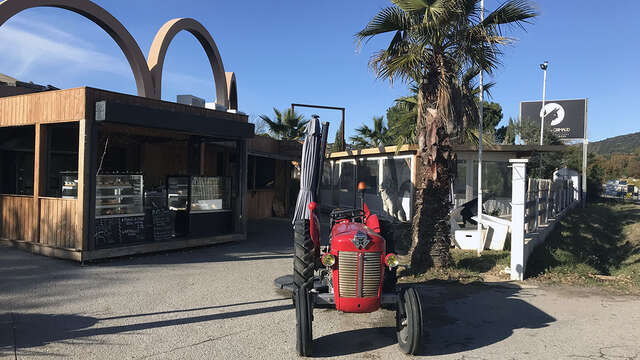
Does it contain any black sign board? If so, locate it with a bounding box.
[95,216,146,248]
[520,99,586,139]
[152,209,174,241]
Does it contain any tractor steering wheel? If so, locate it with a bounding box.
[330,208,365,223]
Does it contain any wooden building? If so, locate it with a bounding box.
[247,136,301,219]
[0,87,254,261]
[324,144,565,221]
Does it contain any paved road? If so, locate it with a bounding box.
[1,218,639,359]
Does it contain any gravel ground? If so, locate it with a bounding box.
[1,218,639,359]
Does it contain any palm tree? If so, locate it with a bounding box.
[357,0,536,270]
[260,108,309,140]
[350,116,391,148]
[387,84,419,146]
[387,69,496,148]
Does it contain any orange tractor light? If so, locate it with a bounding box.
[357,181,366,191]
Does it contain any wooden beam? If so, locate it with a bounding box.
[200,142,206,176]
[33,123,48,243]
[77,118,97,251]
[235,140,248,234]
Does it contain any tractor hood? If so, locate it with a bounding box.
[330,222,385,253]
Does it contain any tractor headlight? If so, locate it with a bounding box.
[321,253,336,267]
[385,253,399,268]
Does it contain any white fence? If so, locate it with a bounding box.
[510,159,579,280]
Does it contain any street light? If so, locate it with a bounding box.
[539,61,548,146]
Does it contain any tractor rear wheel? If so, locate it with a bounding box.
[293,219,315,289]
[295,285,313,356]
[396,287,423,354]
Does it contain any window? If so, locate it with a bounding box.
[46,123,79,197]
[255,157,276,189]
[0,126,35,195]
[321,161,332,190]
[247,155,276,190]
[357,159,379,194]
[338,161,354,191]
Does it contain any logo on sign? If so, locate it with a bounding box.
[540,103,565,126]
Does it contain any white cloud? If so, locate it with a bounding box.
[0,17,217,97]
[163,71,217,100]
[0,23,130,78]
[163,71,215,89]
[9,16,93,48]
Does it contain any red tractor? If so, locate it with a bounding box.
[292,182,423,356]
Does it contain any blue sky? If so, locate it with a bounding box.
[0,0,638,142]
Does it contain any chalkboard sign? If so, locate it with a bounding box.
[152,209,174,241]
[120,216,145,243]
[95,218,120,248]
[95,216,146,248]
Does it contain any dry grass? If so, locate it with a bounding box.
[526,200,640,294]
[400,249,511,284]
[400,201,640,293]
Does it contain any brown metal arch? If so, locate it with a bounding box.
[0,0,154,97]
[226,72,237,111]
[147,18,229,107]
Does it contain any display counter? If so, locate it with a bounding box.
[93,174,145,248]
[168,175,233,237]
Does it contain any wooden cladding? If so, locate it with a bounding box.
[0,88,86,127]
[39,198,78,249]
[247,190,276,219]
[0,195,37,242]
[0,195,77,249]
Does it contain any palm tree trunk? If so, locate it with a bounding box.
[407,81,454,272]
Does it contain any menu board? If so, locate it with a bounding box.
[95,216,145,248]
[95,218,120,248]
[152,209,174,241]
[120,216,145,243]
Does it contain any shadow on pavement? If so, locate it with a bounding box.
[310,281,556,357]
[0,298,291,352]
[413,282,556,356]
[313,327,396,357]
[92,218,295,266]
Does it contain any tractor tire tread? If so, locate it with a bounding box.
[293,219,315,290]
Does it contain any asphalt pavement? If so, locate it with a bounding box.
[1,217,639,359]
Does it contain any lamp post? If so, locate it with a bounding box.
[538,61,548,182]
[539,61,548,146]
[477,0,485,241]
[535,61,548,231]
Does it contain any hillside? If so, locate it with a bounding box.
[589,132,640,155]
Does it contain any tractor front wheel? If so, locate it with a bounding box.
[396,287,423,355]
[295,285,313,356]
[293,219,315,289]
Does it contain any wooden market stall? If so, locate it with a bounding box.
[0,87,253,261]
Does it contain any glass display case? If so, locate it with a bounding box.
[166,175,234,237]
[166,176,232,212]
[190,176,232,213]
[95,174,144,218]
[167,176,189,211]
[60,171,78,198]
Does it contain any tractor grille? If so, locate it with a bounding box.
[338,251,381,298]
[362,252,382,297]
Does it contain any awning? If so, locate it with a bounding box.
[95,100,254,139]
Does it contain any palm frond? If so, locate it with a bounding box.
[482,0,537,31]
[356,6,412,41]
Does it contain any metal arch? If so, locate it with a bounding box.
[226,72,237,110]
[0,0,154,98]
[147,18,229,108]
